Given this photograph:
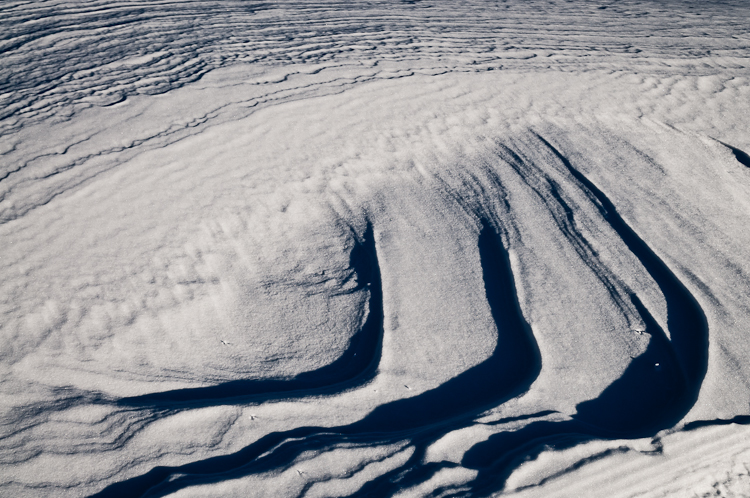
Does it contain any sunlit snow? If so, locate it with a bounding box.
[2,1,750,497]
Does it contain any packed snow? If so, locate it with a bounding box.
[2,1,750,496]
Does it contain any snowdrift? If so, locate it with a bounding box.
[2,1,750,496]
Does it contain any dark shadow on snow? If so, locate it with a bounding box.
[347,223,540,433]
[118,223,384,407]
[93,135,710,497]
[541,135,708,402]
[717,140,750,168]
[461,135,709,494]
[91,222,542,497]
[682,414,750,432]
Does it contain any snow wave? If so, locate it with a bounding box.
[2,1,750,497]
[2,0,748,129]
[89,131,708,497]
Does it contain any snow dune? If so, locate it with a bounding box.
[2,1,750,497]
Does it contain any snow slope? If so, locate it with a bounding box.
[1,1,750,496]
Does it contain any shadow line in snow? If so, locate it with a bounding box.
[461,135,709,494]
[348,222,541,433]
[717,140,750,168]
[91,221,542,497]
[91,134,709,497]
[682,414,750,431]
[539,135,708,399]
[118,222,384,407]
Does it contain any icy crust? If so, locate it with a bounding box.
[2,4,750,496]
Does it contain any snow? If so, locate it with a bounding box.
[2,1,750,496]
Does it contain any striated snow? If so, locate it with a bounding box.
[2,1,750,497]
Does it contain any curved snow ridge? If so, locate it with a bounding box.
[118,222,384,406]
[85,135,712,496]
[489,137,645,335]
[537,135,708,397]
[88,219,541,497]
[459,134,709,494]
[2,0,748,126]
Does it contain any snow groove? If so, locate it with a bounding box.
[717,140,750,169]
[460,135,709,495]
[90,218,540,497]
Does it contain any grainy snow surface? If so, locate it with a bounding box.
[2,1,750,497]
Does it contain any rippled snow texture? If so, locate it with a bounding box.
[2,1,750,497]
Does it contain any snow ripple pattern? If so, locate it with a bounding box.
[2,0,749,128]
[2,1,750,498]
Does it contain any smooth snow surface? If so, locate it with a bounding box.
[2,1,750,497]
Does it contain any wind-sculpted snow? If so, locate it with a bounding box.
[2,0,749,131]
[2,1,750,497]
[119,222,383,406]
[91,221,540,497]
[88,133,709,497]
[460,135,709,493]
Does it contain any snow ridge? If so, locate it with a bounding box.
[2,1,750,497]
